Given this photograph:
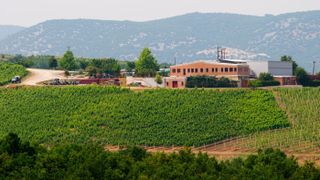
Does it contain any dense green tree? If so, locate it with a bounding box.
[48,56,58,69]
[0,133,320,179]
[281,55,298,75]
[126,61,135,72]
[78,59,90,70]
[85,65,98,77]
[89,58,121,77]
[295,67,309,86]
[135,48,159,77]
[60,50,78,71]
[9,54,34,68]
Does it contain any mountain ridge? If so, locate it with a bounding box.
[0,11,320,71]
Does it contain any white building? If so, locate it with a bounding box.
[222,59,293,77]
[246,61,293,77]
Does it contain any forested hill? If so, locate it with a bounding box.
[0,11,320,70]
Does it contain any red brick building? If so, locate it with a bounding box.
[164,60,250,88]
[274,76,297,86]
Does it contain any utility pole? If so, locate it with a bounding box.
[313,61,316,75]
[217,46,222,60]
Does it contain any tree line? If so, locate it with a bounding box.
[0,48,162,78]
[0,133,319,179]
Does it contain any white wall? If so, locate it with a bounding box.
[126,77,164,87]
[246,61,293,77]
[246,61,269,77]
[268,61,293,76]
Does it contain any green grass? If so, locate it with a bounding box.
[0,86,288,146]
[0,62,27,85]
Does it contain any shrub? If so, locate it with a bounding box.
[154,74,163,84]
[249,80,280,87]
[186,76,237,88]
[259,72,274,81]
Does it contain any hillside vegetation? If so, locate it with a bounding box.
[0,62,27,85]
[0,87,288,146]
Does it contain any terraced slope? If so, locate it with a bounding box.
[0,87,288,146]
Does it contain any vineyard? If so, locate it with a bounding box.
[0,62,27,85]
[0,86,288,146]
[206,88,320,155]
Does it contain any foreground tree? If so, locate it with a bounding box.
[60,50,78,71]
[135,48,159,77]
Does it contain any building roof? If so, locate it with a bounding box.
[170,60,248,67]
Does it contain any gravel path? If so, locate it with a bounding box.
[22,68,65,85]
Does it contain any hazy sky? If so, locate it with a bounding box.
[1,0,320,26]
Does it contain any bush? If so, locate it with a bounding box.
[306,80,320,87]
[186,76,237,88]
[249,80,280,87]
[259,73,274,81]
[154,74,163,84]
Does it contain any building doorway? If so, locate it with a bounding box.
[172,81,178,88]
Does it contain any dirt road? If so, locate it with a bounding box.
[22,68,65,85]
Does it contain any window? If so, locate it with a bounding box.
[191,68,194,73]
[172,69,176,73]
[166,82,169,86]
[234,68,237,72]
[188,69,190,73]
[206,68,209,73]
[195,68,198,73]
[221,68,224,72]
[216,68,218,72]
[230,68,233,72]
[177,69,181,73]
[200,68,203,73]
[183,69,186,75]
[225,68,228,72]
[181,82,184,86]
[212,68,215,72]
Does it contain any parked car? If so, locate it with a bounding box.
[11,76,21,83]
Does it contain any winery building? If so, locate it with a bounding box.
[164,60,250,88]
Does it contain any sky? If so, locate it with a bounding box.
[1,0,320,27]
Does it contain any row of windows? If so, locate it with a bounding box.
[172,67,239,74]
